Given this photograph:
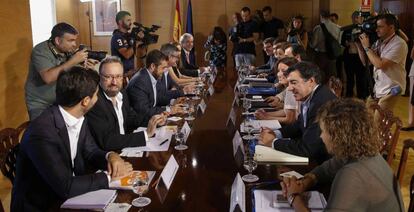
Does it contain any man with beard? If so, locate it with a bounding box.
[259,62,336,164]
[127,50,185,125]
[111,11,144,76]
[86,56,167,151]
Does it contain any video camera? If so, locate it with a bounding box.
[340,11,378,43]
[78,44,107,62]
[130,22,161,46]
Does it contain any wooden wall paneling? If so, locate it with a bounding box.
[0,0,32,128]
[56,0,80,30]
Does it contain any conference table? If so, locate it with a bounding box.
[62,71,323,211]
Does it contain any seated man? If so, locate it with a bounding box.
[12,67,132,212]
[284,43,309,62]
[259,62,337,164]
[250,37,277,74]
[160,43,195,102]
[127,50,184,124]
[86,56,166,151]
[179,33,207,77]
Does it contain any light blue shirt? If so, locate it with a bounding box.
[147,69,158,107]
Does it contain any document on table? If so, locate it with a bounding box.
[122,126,173,153]
[61,189,117,210]
[240,120,281,133]
[253,190,326,212]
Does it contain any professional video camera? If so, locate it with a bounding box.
[340,11,378,43]
[130,22,161,46]
[78,44,107,62]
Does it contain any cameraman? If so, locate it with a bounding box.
[357,14,408,115]
[342,11,369,99]
[25,22,97,120]
[111,11,144,77]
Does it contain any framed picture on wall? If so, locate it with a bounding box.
[92,0,120,36]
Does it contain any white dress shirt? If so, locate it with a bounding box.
[58,106,84,168]
[103,92,125,135]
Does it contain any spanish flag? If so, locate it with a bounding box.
[173,0,182,42]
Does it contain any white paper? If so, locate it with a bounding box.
[227,107,236,126]
[159,155,179,190]
[61,189,117,210]
[167,116,182,122]
[123,126,173,152]
[208,86,215,96]
[119,150,143,157]
[198,99,207,114]
[240,120,281,133]
[229,173,245,212]
[105,203,131,212]
[232,131,244,156]
[255,145,308,164]
[181,121,191,142]
[280,171,304,179]
[244,77,268,82]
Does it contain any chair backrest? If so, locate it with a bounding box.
[396,139,414,212]
[410,175,414,212]
[369,104,402,165]
[0,121,29,184]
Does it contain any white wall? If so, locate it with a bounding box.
[30,0,56,46]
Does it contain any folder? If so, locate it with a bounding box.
[255,145,308,164]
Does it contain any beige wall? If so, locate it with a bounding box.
[0,0,32,128]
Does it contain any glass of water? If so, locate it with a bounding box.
[185,102,195,121]
[242,156,259,183]
[174,130,188,150]
[131,177,151,207]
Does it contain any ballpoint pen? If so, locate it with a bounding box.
[159,139,169,146]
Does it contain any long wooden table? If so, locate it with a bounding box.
[62,71,320,211]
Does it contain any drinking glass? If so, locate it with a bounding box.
[243,98,251,113]
[192,87,201,100]
[185,102,195,121]
[242,156,259,183]
[242,118,255,140]
[131,177,151,207]
[174,130,188,150]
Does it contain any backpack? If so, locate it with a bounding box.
[320,23,344,59]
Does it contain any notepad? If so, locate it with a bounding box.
[254,190,326,211]
[255,145,308,164]
[240,120,281,133]
[61,189,117,211]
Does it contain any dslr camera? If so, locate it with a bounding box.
[229,24,243,43]
[130,22,161,46]
[78,44,107,62]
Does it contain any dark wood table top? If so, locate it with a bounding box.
[62,71,321,211]
[115,72,322,212]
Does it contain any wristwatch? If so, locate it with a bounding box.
[364,47,370,53]
[288,193,300,206]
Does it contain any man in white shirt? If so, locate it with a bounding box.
[358,14,408,118]
[12,67,132,212]
[87,56,167,151]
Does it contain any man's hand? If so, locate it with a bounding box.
[359,33,370,49]
[258,127,276,147]
[280,176,306,198]
[107,152,133,179]
[146,114,167,137]
[84,59,99,70]
[171,104,185,115]
[69,49,88,65]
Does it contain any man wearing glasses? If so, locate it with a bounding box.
[86,56,166,151]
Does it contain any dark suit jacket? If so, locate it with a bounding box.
[11,106,109,212]
[180,48,199,77]
[274,85,337,164]
[160,72,184,101]
[86,88,146,151]
[126,69,169,124]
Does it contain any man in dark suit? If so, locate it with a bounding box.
[86,57,166,151]
[127,50,184,124]
[179,33,208,77]
[160,43,195,101]
[12,67,132,212]
[259,62,337,164]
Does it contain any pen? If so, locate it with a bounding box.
[159,139,169,146]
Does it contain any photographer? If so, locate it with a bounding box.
[111,11,144,77]
[357,14,408,115]
[25,22,97,120]
[341,11,369,99]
